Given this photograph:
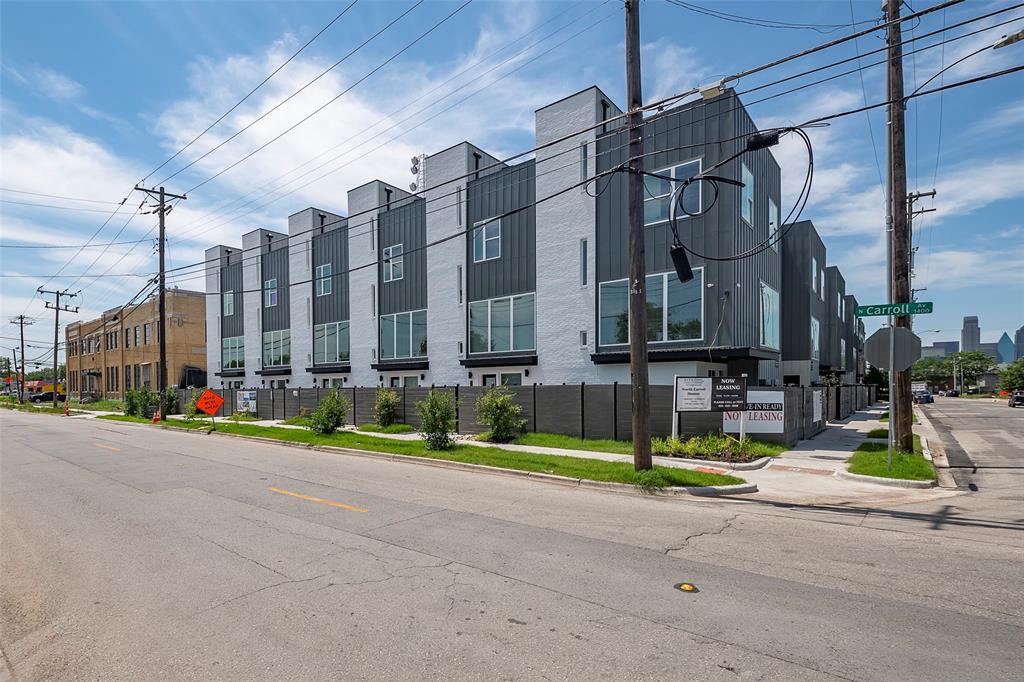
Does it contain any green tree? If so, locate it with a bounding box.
[911,356,951,382]
[416,389,457,450]
[1000,358,1024,392]
[307,388,351,435]
[948,351,996,385]
[865,365,888,387]
[476,385,527,442]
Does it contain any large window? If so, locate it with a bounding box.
[644,159,701,225]
[223,290,234,316]
[315,264,332,296]
[469,293,535,354]
[143,323,152,345]
[379,310,427,360]
[840,338,847,370]
[262,329,290,367]
[382,245,403,282]
[264,278,278,307]
[741,163,754,225]
[760,282,780,350]
[599,269,703,346]
[811,317,821,361]
[314,321,350,364]
[811,257,818,293]
[222,336,244,369]
[768,198,779,251]
[473,219,500,262]
[837,292,844,320]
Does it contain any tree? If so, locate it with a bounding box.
[948,351,996,385]
[865,365,888,387]
[911,356,951,382]
[1001,358,1024,392]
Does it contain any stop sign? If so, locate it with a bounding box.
[865,327,921,371]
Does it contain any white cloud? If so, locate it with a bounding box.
[4,65,84,101]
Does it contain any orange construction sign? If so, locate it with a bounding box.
[195,389,225,416]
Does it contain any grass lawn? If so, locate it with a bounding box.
[281,415,311,426]
[879,411,918,423]
[866,428,889,438]
[848,441,935,481]
[98,415,744,488]
[510,432,633,455]
[0,402,80,415]
[70,399,125,412]
[960,393,998,400]
[357,423,415,434]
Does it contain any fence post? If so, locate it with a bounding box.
[454,385,460,433]
[580,382,586,440]
[352,387,357,425]
[532,383,537,433]
[613,381,618,441]
[403,385,407,425]
[282,387,286,420]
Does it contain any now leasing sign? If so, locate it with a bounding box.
[723,390,785,434]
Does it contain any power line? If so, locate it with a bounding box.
[170,2,616,243]
[0,238,152,249]
[140,0,359,183]
[664,0,877,33]
[180,0,474,194]
[849,0,886,201]
[0,187,125,205]
[157,0,424,187]
[168,0,607,241]
[0,199,139,214]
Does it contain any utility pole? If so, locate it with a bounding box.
[39,288,78,408]
[625,0,651,471]
[885,0,914,455]
[9,315,33,402]
[134,185,187,420]
[12,348,20,401]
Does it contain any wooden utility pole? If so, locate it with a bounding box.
[10,315,33,402]
[134,185,187,420]
[885,0,914,454]
[625,0,651,470]
[39,288,78,408]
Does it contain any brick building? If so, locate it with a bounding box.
[66,289,207,399]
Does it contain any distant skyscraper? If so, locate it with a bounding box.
[979,342,1000,363]
[961,316,980,353]
[996,332,1015,364]
[1016,326,1024,360]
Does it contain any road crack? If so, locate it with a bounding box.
[664,514,739,555]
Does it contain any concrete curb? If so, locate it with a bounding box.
[834,469,937,489]
[98,418,756,497]
[663,455,772,471]
[912,406,958,489]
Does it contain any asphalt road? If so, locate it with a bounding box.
[2,410,1022,681]
[921,396,1024,486]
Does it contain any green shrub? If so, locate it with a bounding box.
[124,389,140,416]
[163,387,179,415]
[183,387,204,422]
[374,387,401,427]
[307,387,351,435]
[633,468,670,491]
[138,386,160,417]
[475,385,527,442]
[417,389,457,450]
[649,433,785,462]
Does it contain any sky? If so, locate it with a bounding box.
[1,0,1022,370]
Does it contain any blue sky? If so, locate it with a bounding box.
[1,0,1021,367]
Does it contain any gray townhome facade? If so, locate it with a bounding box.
[823,265,848,378]
[204,85,866,391]
[780,220,828,386]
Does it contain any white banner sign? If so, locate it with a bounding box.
[723,390,785,434]
[813,390,823,423]
[674,377,712,412]
[237,390,258,414]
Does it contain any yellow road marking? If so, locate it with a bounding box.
[267,486,368,513]
[93,442,121,452]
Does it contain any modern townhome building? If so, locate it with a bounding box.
[66,289,206,399]
[204,85,865,390]
[780,220,828,386]
[822,265,850,379]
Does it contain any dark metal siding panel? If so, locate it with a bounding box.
[465,160,536,301]
[261,243,290,332]
[312,227,350,324]
[594,90,780,353]
[379,198,426,315]
[220,261,243,338]
[781,221,826,362]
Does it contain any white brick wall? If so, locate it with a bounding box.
[287,210,314,387]
[204,246,223,387]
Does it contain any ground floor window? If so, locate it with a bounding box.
[314,321,350,365]
[469,293,535,354]
[222,336,244,369]
[599,269,703,346]
[262,330,291,367]
[379,310,427,360]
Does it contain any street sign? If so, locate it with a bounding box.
[864,327,921,371]
[673,377,747,412]
[856,301,933,317]
[195,389,225,416]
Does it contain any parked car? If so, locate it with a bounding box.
[29,391,66,403]
[913,391,934,404]
[946,390,960,397]
[1009,391,1024,408]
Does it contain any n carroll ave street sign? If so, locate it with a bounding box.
[856,301,933,317]
[864,327,921,372]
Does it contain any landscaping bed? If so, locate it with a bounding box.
[357,423,415,434]
[500,432,785,464]
[98,415,745,489]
